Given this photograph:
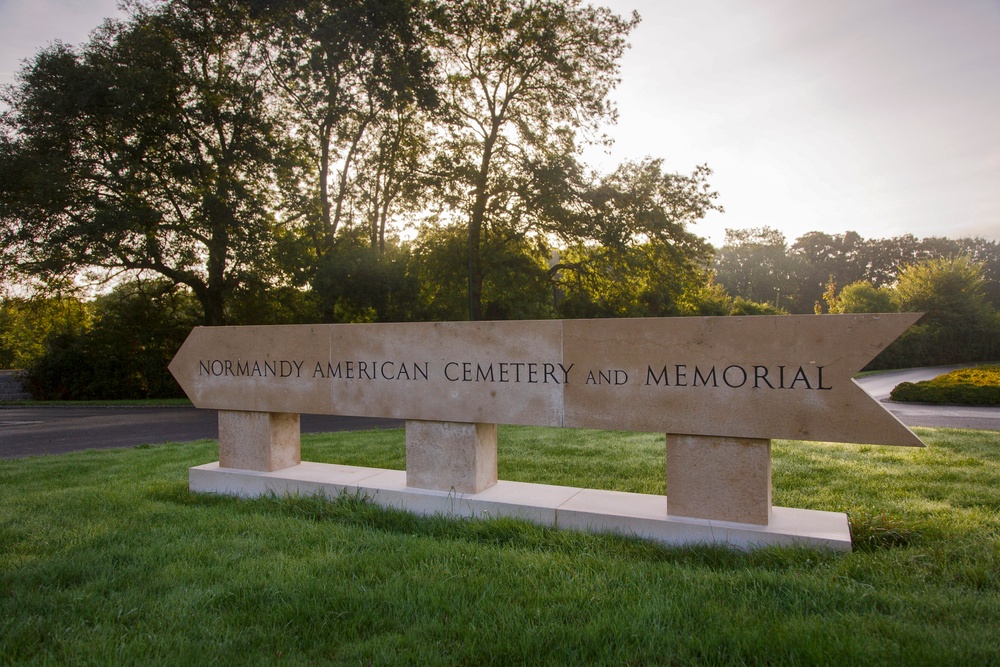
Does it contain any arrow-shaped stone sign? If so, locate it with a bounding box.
[174,314,923,550]
[170,314,922,447]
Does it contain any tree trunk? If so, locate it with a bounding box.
[331,114,372,242]
[468,123,500,321]
[319,121,334,253]
[203,191,230,327]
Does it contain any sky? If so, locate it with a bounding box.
[1,0,998,248]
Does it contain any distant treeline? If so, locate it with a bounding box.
[712,227,1000,313]
[3,227,998,398]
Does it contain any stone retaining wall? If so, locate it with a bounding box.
[0,370,31,401]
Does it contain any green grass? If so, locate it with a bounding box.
[2,426,999,665]
[890,365,1000,406]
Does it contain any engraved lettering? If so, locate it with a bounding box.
[693,366,717,387]
[723,365,747,388]
[558,363,574,384]
[790,366,812,390]
[476,364,494,382]
[754,365,774,389]
[817,366,832,390]
[646,366,669,386]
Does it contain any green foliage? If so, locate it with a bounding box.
[718,231,1000,315]
[728,297,786,316]
[408,225,554,321]
[255,0,438,254]
[224,284,321,326]
[713,227,805,310]
[431,0,640,319]
[313,235,419,323]
[0,1,293,325]
[407,224,470,320]
[478,235,555,321]
[22,282,200,399]
[830,280,897,314]
[890,365,1000,406]
[791,231,868,313]
[0,296,90,368]
[550,158,722,319]
[675,279,733,316]
[871,257,1000,368]
[815,257,1000,369]
[1,0,721,329]
[2,426,1000,663]
[556,243,694,318]
[894,256,991,325]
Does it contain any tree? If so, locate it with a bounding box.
[552,159,720,318]
[829,280,896,314]
[254,0,438,256]
[312,232,420,323]
[0,295,90,369]
[0,1,288,325]
[894,256,992,330]
[22,280,201,399]
[790,231,866,312]
[431,0,639,319]
[728,297,786,316]
[408,223,554,321]
[712,227,805,310]
[870,256,1000,368]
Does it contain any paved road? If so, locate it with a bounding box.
[854,366,1000,431]
[1,366,996,459]
[0,406,402,459]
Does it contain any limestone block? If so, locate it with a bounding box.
[218,410,300,472]
[405,420,497,494]
[666,434,771,525]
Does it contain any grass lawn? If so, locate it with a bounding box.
[2,426,998,665]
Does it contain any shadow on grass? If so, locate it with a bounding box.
[849,510,922,552]
[146,482,846,574]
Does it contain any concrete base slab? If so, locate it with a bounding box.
[190,462,852,552]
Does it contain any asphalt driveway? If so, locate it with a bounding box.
[0,407,401,459]
[854,366,1000,431]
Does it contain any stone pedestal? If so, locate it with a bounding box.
[405,420,498,494]
[666,435,771,525]
[218,410,300,472]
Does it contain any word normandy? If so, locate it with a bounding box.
[196,358,833,390]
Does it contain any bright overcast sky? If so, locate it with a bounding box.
[2,0,998,248]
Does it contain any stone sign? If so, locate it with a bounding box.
[171,314,923,550]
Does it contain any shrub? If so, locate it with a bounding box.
[889,365,1000,406]
[22,282,200,400]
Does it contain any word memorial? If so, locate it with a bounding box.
[170,315,924,551]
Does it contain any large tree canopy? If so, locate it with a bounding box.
[0,0,287,325]
[251,0,438,256]
[2,0,727,327]
[430,0,639,319]
[712,227,804,310]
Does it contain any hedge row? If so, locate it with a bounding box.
[890,365,1000,406]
